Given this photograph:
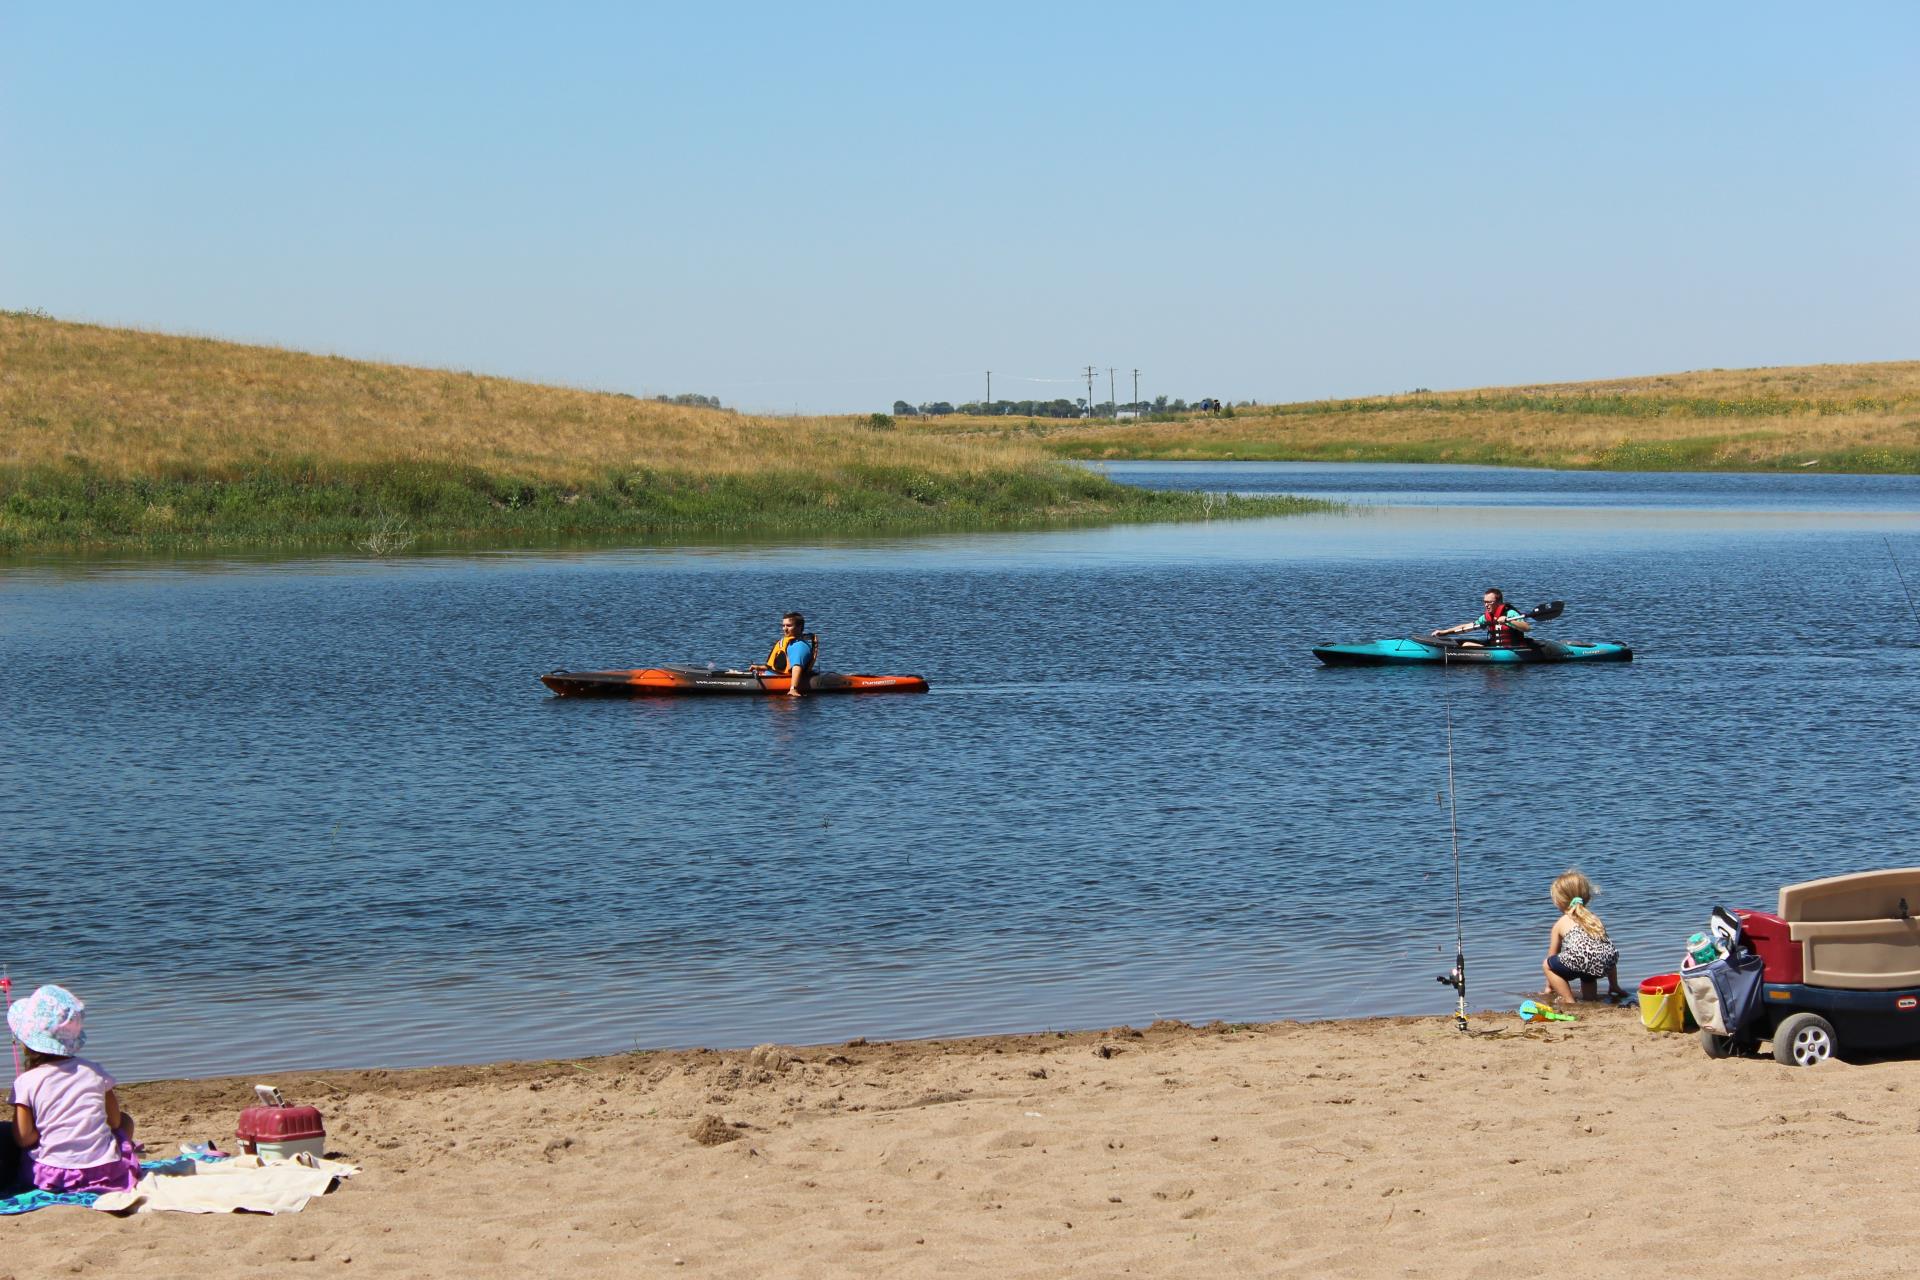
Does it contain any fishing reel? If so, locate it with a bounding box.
[1436,952,1470,1033]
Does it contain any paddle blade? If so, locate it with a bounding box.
[1526,600,1565,622]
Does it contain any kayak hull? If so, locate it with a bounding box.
[540,666,930,697]
[1312,638,1633,666]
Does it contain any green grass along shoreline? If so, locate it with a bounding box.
[0,460,1333,557]
[1041,434,1920,472]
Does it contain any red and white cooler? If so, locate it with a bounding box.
[236,1085,327,1160]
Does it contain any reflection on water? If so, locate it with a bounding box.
[1102,459,1920,512]
[1,464,1918,1079]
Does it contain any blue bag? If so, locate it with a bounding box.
[1680,948,1766,1037]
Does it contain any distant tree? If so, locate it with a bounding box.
[884,392,1267,419]
[884,394,1166,420]
[655,392,724,410]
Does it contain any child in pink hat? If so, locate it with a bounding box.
[8,984,141,1193]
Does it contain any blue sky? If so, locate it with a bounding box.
[3,3,1914,413]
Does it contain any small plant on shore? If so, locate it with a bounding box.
[359,512,416,556]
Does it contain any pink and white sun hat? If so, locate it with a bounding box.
[8,983,87,1056]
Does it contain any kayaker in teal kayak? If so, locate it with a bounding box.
[1431,587,1533,649]
[1311,598,1629,665]
[749,612,817,697]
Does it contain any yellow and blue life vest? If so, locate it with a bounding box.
[766,632,819,673]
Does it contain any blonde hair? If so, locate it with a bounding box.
[1552,869,1607,940]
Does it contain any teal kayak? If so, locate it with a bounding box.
[1313,635,1633,666]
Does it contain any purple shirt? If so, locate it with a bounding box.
[11,1056,119,1169]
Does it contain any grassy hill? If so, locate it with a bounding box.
[10,313,1909,556]
[910,363,1920,472]
[0,312,1322,554]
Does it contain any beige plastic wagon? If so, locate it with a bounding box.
[1699,868,1920,1065]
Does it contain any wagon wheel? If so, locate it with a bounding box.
[1770,1012,1837,1067]
[1699,1029,1743,1059]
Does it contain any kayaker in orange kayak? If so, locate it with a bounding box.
[750,612,817,697]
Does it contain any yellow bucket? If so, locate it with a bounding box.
[1638,974,1687,1032]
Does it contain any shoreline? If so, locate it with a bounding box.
[19,1009,1918,1276]
[0,468,1330,559]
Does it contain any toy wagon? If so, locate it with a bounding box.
[1690,868,1920,1066]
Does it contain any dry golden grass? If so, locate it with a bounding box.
[1,312,1331,553]
[1488,362,1920,399]
[0,311,1053,482]
[910,362,1920,470]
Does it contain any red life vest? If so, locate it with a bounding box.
[1481,603,1524,647]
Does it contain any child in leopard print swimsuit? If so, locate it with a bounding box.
[1542,869,1623,1005]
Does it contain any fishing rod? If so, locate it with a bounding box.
[1433,678,1469,1033]
[1889,537,1919,632]
[1426,595,1560,1031]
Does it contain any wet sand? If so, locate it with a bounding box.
[9,1007,1914,1277]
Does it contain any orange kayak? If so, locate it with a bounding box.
[539,666,930,697]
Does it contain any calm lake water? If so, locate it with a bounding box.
[4,462,1919,1080]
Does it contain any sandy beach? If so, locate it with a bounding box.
[8,1006,1914,1278]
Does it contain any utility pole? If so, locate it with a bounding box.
[1108,368,1116,418]
[1084,365,1095,415]
[1132,368,1140,415]
[986,371,991,412]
